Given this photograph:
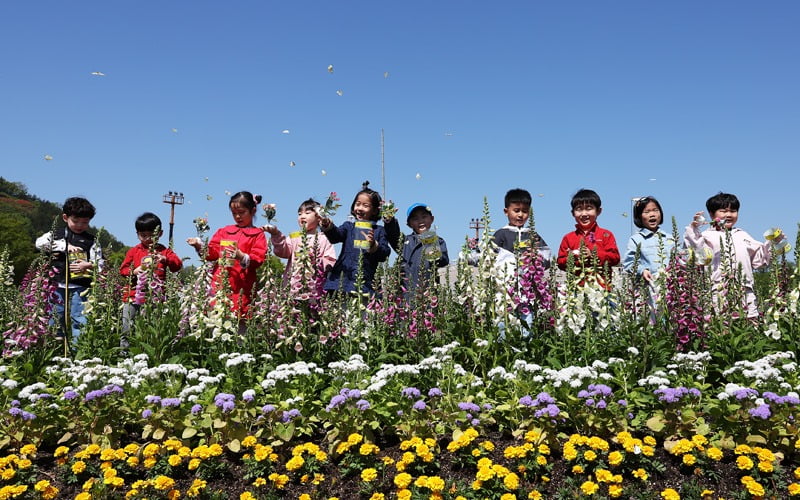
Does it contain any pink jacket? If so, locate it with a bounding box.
[683,225,770,288]
[270,230,337,294]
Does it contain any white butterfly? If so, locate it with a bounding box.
[90,71,105,76]
[444,132,453,137]
[203,177,209,182]
[289,161,296,167]
[336,90,343,96]
[649,178,657,181]
[321,170,327,176]
[328,65,334,73]
[206,195,213,201]
[282,129,290,134]
[225,190,231,195]
[383,71,389,78]
[171,128,178,133]
[44,154,53,161]
[415,173,421,180]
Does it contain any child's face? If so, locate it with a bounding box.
[230,202,255,227]
[137,230,162,247]
[298,207,320,231]
[504,202,530,227]
[407,210,434,234]
[63,214,91,234]
[572,203,601,230]
[640,201,662,231]
[711,207,738,229]
[353,193,376,221]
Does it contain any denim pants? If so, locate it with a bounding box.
[53,286,88,342]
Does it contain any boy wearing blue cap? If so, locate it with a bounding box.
[386,203,449,294]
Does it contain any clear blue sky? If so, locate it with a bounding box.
[2,1,799,263]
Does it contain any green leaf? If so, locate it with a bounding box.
[182,427,198,439]
[213,418,227,429]
[152,428,166,441]
[646,415,666,433]
[227,439,241,453]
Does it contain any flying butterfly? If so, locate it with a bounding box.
[336,90,343,96]
[44,154,53,161]
[327,64,334,73]
[90,71,105,76]
[289,161,296,167]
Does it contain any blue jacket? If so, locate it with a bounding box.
[399,232,449,292]
[323,220,390,293]
[623,228,676,277]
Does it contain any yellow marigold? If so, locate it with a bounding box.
[572,465,584,474]
[743,478,765,497]
[734,444,752,455]
[758,460,774,473]
[476,466,495,482]
[481,441,495,452]
[127,456,139,467]
[633,468,648,481]
[240,493,255,500]
[608,451,623,466]
[795,467,800,480]
[641,445,655,457]
[75,493,91,500]
[471,479,483,490]
[756,447,775,463]
[682,454,697,466]
[114,448,127,460]
[500,494,515,500]
[361,468,378,482]
[252,477,267,487]
[470,449,481,458]
[100,461,112,470]
[187,457,200,471]
[107,477,125,488]
[186,479,206,498]
[536,455,547,466]
[166,454,181,467]
[20,444,37,455]
[525,429,542,443]
[789,483,800,496]
[1,468,15,481]
[706,447,723,461]
[15,458,32,469]
[286,455,305,471]
[382,456,394,466]
[608,484,623,498]
[595,469,613,483]
[583,450,597,462]
[143,443,161,458]
[144,457,157,469]
[661,488,680,500]
[394,472,414,489]
[163,439,181,451]
[529,490,543,500]
[643,436,657,446]
[298,495,311,500]
[268,472,289,489]
[72,460,87,474]
[99,449,115,461]
[315,450,328,462]
[124,443,140,455]
[588,437,609,451]
[397,489,412,500]
[538,444,550,455]
[312,473,325,485]
[503,472,520,490]
[700,490,714,498]
[85,444,101,456]
[581,480,599,495]
[34,480,50,492]
[563,443,578,461]
[492,464,511,478]
[153,475,176,491]
[504,445,526,459]
[242,436,257,448]
[103,468,118,480]
[208,443,223,457]
[736,456,754,471]
[428,476,445,492]
[369,494,385,500]
[178,446,191,457]
[348,433,364,445]
[360,443,380,455]
[691,435,708,447]
[671,439,694,455]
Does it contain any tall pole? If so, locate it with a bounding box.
[380,129,386,200]
[162,191,185,248]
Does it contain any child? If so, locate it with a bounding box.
[557,189,620,289]
[120,213,183,337]
[683,192,770,318]
[493,188,551,267]
[395,203,449,294]
[35,196,104,341]
[186,191,268,319]
[320,181,391,294]
[623,196,675,281]
[263,198,337,297]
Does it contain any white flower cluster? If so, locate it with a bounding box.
[327,354,370,376]
[219,352,256,368]
[637,370,671,388]
[764,322,781,340]
[722,351,795,386]
[259,361,323,390]
[668,351,712,373]
[543,364,609,389]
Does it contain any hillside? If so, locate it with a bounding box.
[0,177,127,282]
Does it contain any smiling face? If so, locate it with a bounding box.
[353,193,376,221]
[572,203,601,231]
[712,206,738,229]
[640,201,662,231]
[230,202,255,227]
[504,202,530,228]
[62,214,91,234]
[297,207,320,231]
[407,208,434,234]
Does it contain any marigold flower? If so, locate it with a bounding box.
[268,473,289,489]
[706,447,723,461]
[528,491,543,500]
[503,472,520,490]
[595,469,613,483]
[700,490,714,498]
[682,454,697,466]
[153,475,176,491]
[736,456,754,470]
[54,446,70,457]
[572,465,584,474]
[394,472,413,489]
[75,493,91,500]
[242,436,257,448]
[397,490,412,500]
[743,479,765,496]
[581,480,599,495]
[369,494,385,500]
[72,461,87,474]
[361,468,378,482]
[240,493,255,500]
[608,484,623,497]
[734,444,752,455]
[127,456,140,467]
[789,483,800,496]
[608,451,623,466]
[286,455,305,471]
[536,455,547,466]
[20,444,37,455]
[583,450,597,461]
[252,477,266,487]
[758,460,774,473]
[643,436,657,446]
[633,468,648,481]
[661,488,680,500]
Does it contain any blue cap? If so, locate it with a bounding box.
[406,203,432,220]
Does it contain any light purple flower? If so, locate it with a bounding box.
[356,399,371,411]
[749,404,771,420]
[401,387,421,399]
[142,409,153,418]
[458,402,480,413]
[161,398,182,408]
[412,400,427,411]
[191,404,203,415]
[428,388,443,398]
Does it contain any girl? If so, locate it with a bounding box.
[320,181,391,293]
[263,198,337,298]
[187,191,268,318]
[623,196,675,281]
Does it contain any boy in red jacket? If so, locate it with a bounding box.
[557,189,620,289]
[120,212,183,341]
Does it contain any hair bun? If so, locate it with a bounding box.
[254,194,263,204]
[362,180,370,190]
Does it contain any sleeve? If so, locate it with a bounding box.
[35,231,64,253]
[492,230,511,252]
[556,234,572,270]
[597,232,620,267]
[437,238,450,268]
[245,232,268,268]
[270,230,293,259]
[683,224,707,252]
[318,235,338,271]
[163,248,183,272]
[120,249,136,277]
[90,241,105,272]
[368,226,391,262]
[746,233,771,270]
[323,223,348,244]
[205,229,223,262]
[383,217,403,253]
[622,236,640,274]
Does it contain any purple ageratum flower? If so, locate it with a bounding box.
[585,399,595,407]
[108,385,124,395]
[214,393,236,413]
[428,388,443,398]
[401,387,421,399]
[596,400,607,410]
[146,395,162,404]
[734,388,759,400]
[10,400,20,407]
[617,399,628,407]
[458,402,481,413]
[84,390,105,402]
[519,395,535,407]
[261,404,276,414]
[483,403,493,410]
[534,392,556,405]
[191,404,203,415]
[281,409,301,423]
[587,384,613,397]
[412,400,427,411]
[63,390,78,400]
[326,394,347,411]
[534,403,561,419]
[356,399,371,411]
[8,407,22,417]
[161,398,182,408]
[21,411,36,421]
[749,404,771,420]
[142,409,153,418]
[345,388,362,399]
[242,390,255,403]
[471,418,481,426]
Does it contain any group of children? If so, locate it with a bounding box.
[35,183,774,341]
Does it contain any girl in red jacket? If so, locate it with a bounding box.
[187,191,267,320]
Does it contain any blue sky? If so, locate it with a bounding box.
[2,1,799,263]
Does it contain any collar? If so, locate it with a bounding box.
[574,221,598,235]
[501,225,530,233]
[222,225,262,237]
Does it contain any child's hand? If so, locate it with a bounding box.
[186,237,202,251]
[262,224,280,236]
[383,215,396,224]
[641,269,653,282]
[69,259,91,272]
[67,244,83,253]
[362,228,377,253]
[691,211,706,228]
[320,217,333,230]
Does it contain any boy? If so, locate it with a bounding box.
[119,212,183,337]
[684,192,770,318]
[396,203,449,294]
[557,189,620,289]
[493,188,551,267]
[35,196,104,341]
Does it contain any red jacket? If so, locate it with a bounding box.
[120,244,183,302]
[557,223,620,288]
[206,225,267,317]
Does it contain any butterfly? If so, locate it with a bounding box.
[336,90,343,96]
[321,170,327,176]
[171,128,178,133]
[282,129,290,134]
[289,161,296,167]
[383,71,389,78]
[90,71,105,76]
[206,195,213,201]
[44,154,53,161]
[327,64,334,73]
[415,173,421,180]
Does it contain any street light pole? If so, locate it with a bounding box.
[162,191,184,247]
